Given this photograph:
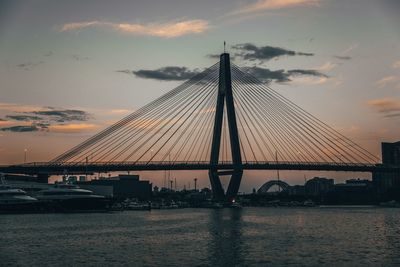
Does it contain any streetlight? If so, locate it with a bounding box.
[24,148,28,164]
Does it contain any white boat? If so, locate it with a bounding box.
[34,184,111,212]
[125,202,151,211]
[230,202,242,209]
[0,184,38,213]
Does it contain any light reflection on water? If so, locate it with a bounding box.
[0,208,399,267]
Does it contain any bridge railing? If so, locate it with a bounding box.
[10,160,379,168]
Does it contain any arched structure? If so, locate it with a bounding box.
[257,180,290,194]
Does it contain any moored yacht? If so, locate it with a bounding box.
[0,184,39,213]
[35,184,111,212]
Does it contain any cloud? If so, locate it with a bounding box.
[61,21,100,31]
[109,109,132,115]
[375,75,400,89]
[15,61,44,70]
[316,61,338,72]
[0,125,40,132]
[0,119,13,127]
[59,19,209,38]
[0,103,43,113]
[341,43,359,54]
[333,43,358,61]
[393,60,400,69]
[367,98,400,116]
[30,108,91,122]
[0,105,95,134]
[287,69,328,78]
[334,55,351,60]
[232,43,314,62]
[6,115,42,121]
[384,113,400,118]
[44,51,53,57]
[230,0,320,15]
[116,69,134,75]
[132,66,201,81]
[241,66,327,83]
[71,54,90,61]
[49,123,97,133]
[206,54,222,59]
[243,67,290,83]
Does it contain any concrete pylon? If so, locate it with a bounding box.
[208,53,243,202]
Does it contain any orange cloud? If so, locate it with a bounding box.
[60,19,209,38]
[0,102,43,113]
[290,76,329,85]
[393,60,400,69]
[317,61,337,72]
[49,123,98,133]
[230,0,320,15]
[0,120,14,127]
[366,98,400,113]
[109,109,132,115]
[376,75,400,89]
[60,21,101,31]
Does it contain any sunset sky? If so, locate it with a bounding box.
[1,0,399,191]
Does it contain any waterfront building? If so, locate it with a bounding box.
[373,141,400,196]
[305,177,334,196]
[76,174,152,200]
[287,185,306,196]
[382,141,400,165]
[328,178,375,204]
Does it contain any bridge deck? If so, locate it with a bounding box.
[1,161,398,175]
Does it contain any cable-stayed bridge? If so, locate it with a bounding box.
[1,53,399,200]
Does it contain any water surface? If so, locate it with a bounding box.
[1,207,399,266]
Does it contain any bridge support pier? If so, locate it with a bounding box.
[209,53,243,202]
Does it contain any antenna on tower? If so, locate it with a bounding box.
[224,41,226,53]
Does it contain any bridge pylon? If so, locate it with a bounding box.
[209,53,243,202]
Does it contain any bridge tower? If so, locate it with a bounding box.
[209,53,243,202]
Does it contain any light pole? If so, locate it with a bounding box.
[24,148,28,164]
[275,151,280,193]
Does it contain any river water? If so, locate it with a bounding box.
[1,207,399,267]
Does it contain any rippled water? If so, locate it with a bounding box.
[1,207,400,267]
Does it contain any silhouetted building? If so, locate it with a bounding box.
[287,185,305,196]
[76,174,152,200]
[373,141,400,196]
[327,178,375,204]
[382,141,400,165]
[305,177,334,196]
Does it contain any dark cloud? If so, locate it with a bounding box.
[384,113,400,118]
[334,55,351,60]
[34,122,50,129]
[30,108,90,122]
[241,66,327,83]
[133,66,200,81]
[6,115,42,121]
[232,43,314,62]
[242,67,290,83]
[116,69,134,75]
[72,54,90,61]
[15,61,44,70]
[287,69,328,78]
[1,108,91,134]
[44,51,53,57]
[0,125,40,132]
[206,54,221,59]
